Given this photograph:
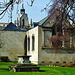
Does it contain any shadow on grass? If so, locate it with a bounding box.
[19,70,45,72]
[0,68,9,71]
[8,70,45,72]
[39,70,45,72]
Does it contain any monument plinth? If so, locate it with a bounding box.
[9,55,40,72]
[18,55,31,64]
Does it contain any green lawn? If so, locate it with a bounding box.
[0,62,75,75]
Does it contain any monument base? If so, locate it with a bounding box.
[9,64,40,72]
[9,55,40,72]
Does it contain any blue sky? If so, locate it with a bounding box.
[0,0,50,23]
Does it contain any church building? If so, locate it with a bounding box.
[16,4,29,29]
[25,10,75,65]
[0,6,75,65]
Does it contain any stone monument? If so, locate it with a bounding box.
[9,35,40,72]
[9,53,40,72]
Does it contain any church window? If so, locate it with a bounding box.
[44,30,52,47]
[3,24,5,27]
[32,35,35,50]
[28,37,30,51]
[22,19,24,28]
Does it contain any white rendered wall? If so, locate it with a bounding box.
[26,26,39,64]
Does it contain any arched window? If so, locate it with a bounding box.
[28,37,30,51]
[22,19,24,28]
[32,35,35,50]
[24,35,27,55]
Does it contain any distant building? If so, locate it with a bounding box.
[25,10,75,65]
[0,4,29,31]
[16,4,29,29]
[0,23,8,30]
[4,22,20,31]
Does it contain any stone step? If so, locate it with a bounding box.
[10,64,38,67]
[15,66,40,69]
[17,64,38,66]
[9,64,40,72]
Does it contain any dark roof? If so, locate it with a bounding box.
[33,22,39,27]
[38,16,49,25]
[4,22,20,31]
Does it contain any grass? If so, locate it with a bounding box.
[0,62,75,75]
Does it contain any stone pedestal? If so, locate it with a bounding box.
[9,55,40,72]
[18,55,31,64]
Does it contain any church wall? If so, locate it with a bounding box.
[39,51,75,65]
[38,27,75,65]
[26,26,39,64]
[73,29,75,49]
[38,26,44,64]
[0,31,25,61]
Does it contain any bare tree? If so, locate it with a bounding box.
[49,0,74,24]
[0,0,35,20]
[42,0,75,48]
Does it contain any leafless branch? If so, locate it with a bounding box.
[27,0,34,6]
